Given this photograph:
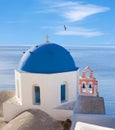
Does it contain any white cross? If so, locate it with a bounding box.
[46,35,49,43]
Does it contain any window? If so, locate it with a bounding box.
[82,83,86,92]
[34,86,40,104]
[61,84,66,102]
[88,84,92,93]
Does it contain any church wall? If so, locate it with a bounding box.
[16,70,78,107]
[14,69,79,120]
[4,69,79,121]
[15,70,22,102]
[15,70,52,110]
[49,70,79,107]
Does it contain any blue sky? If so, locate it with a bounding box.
[0,0,114,46]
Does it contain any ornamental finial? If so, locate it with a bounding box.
[46,35,49,43]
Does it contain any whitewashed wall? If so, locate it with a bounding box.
[3,69,79,121]
[74,122,114,130]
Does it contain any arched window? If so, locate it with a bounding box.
[82,83,86,92]
[34,86,40,104]
[88,83,92,93]
[61,84,66,102]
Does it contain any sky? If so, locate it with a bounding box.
[0,0,115,46]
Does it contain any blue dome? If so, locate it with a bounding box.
[18,43,78,74]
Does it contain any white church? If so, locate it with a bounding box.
[3,40,80,121]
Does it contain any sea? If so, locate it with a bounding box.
[0,45,115,115]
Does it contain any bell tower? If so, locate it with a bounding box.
[79,66,98,96]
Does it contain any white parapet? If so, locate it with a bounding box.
[75,122,114,130]
[71,114,115,130]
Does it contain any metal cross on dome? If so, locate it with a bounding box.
[46,35,49,43]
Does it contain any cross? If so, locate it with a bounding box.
[46,35,49,43]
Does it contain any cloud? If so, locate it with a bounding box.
[55,27,103,37]
[62,4,109,22]
[42,25,103,37]
[38,1,110,22]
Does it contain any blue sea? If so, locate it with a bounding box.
[0,45,115,115]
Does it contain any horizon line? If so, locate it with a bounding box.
[0,44,115,48]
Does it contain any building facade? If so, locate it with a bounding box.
[3,42,79,121]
